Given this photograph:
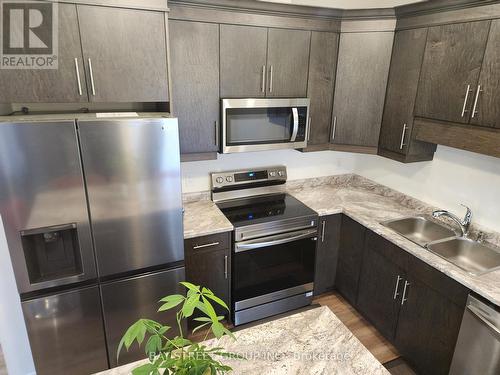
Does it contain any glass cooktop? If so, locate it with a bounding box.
[216,193,317,228]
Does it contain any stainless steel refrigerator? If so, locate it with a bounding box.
[0,115,185,374]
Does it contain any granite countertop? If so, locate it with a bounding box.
[183,198,233,239]
[95,306,389,375]
[181,174,500,306]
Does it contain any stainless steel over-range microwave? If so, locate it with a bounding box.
[221,98,310,153]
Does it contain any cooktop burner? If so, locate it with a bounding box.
[216,193,316,228]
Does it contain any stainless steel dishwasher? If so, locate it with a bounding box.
[449,294,500,375]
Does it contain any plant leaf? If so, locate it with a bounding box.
[191,322,210,335]
[201,296,218,322]
[145,335,162,356]
[203,293,229,311]
[182,293,200,318]
[193,317,211,322]
[158,294,185,311]
[131,363,156,375]
[180,281,200,293]
[211,321,224,338]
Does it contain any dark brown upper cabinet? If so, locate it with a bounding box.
[331,32,393,152]
[219,26,310,98]
[266,28,311,97]
[414,21,491,124]
[378,28,436,163]
[306,32,339,148]
[169,20,220,155]
[470,19,500,129]
[77,5,169,102]
[0,3,88,103]
[219,25,268,98]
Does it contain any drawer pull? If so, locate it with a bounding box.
[224,255,228,279]
[193,241,219,250]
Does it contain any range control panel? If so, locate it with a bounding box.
[211,166,287,189]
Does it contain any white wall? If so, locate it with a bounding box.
[181,149,357,193]
[352,145,500,233]
[0,216,36,375]
[181,145,500,232]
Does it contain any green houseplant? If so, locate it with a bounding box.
[118,282,242,375]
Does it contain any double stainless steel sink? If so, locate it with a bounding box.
[382,216,500,276]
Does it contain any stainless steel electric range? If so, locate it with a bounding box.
[211,166,319,326]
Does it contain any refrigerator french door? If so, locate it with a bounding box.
[77,117,184,277]
[0,120,97,294]
[101,266,186,367]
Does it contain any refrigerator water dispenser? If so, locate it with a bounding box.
[20,223,83,284]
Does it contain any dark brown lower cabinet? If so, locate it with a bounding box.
[335,216,366,305]
[353,228,469,375]
[357,231,408,340]
[184,232,231,317]
[314,215,341,295]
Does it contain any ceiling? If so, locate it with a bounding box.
[256,0,427,9]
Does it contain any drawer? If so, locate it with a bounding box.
[184,232,231,255]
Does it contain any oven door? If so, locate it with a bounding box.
[222,98,309,153]
[232,228,316,311]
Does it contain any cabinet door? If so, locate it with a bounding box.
[332,32,393,147]
[357,235,405,340]
[220,25,268,98]
[169,21,219,154]
[266,28,311,97]
[395,277,464,375]
[307,32,339,146]
[314,215,341,295]
[0,3,88,103]
[471,19,500,129]
[414,21,490,124]
[77,5,168,102]
[185,233,231,316]
[379,28,430,155]
[335,216,366,305]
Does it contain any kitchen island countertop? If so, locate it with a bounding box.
[95,306,389,375]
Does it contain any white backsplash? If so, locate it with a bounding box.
[181,145,500,232]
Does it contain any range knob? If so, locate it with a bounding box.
[269,171,277,177]
[226,176,233,182]
[278,170,284,177]
[216,177,224,183]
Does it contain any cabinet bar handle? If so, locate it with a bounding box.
[307,117,311,142]
[224,255,228,279]
[401,280,410,305]
[321,220,326,242]
[461,84,472,117]
[393,275,403,300]
[331,116,337,141]
[193,242,219,250]
[261,65,266,93]
[74,58,82,96]
[215,120,219,148]
[472,85,482,118]
[269,65,273,93]
[88,58,96,96]
[399,123,407,150]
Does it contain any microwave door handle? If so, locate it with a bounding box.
[290,107,299,142]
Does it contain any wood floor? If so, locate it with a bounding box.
[313,292,400,364]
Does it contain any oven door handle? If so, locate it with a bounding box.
[290,107,299,142]
[235,229,317,253]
